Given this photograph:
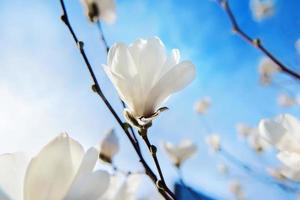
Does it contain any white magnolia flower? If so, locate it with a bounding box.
[277,93,295,107]
[0,133,110,200]
[99,129,119,163]
[217,163,229,175]
[228,180,245,200]
[194,97,211,114]
[163,139,197,167]
[259,114,300,181]
[236,123,253,138]
[250,0,275,21]
[81,0,116,23]
[103,37,196,126]
[102,173,141,200]
[258,57,279,85]
[295,39,300,54]
[205,134,221,152]
[247,128,269,153]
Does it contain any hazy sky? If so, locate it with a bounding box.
[0,0,300,199]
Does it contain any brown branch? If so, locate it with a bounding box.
[140,128,177,200]
[216,0,300,80]
[59,1,173,199]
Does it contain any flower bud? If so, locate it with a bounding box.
[99,129,119,163]
[194,97,211,114]
[80,0,116,24]
[258,57,279,86]
[205,134,221,152]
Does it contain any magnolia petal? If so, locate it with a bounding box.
[74,147,99,178]
[281,168,300,181]
[64,170,110,200]
[101,173,140,200]
[98,0,116,24]
[276,114,300,139]
[24,133,84,200]
[107,43,137,78]
[160,49,180,77]
[0,153,28,200]
[145,61,196,115]
[277,151,300,171]
[112,174,141,200]
[128,38,147,69]
[164,140,197,166]
[258,118,287,146]
[103,65,143,115]
[138,37,167,89]
[100,130,119,162]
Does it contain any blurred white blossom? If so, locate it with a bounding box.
[266,167,286,180]
[277,93,295,107]
[258,57,279,85]
[81,0,116,23]
[102,173,141,200]
[163,139,197,167]
[205,134,221,152]
[247,128,270,153]
[104,37,196,127]
[228,180,245,200]
[259,114,300,181]
[236,123,253,138]
[194,97,211,114]
[217,163,229,175]
[99,129,119,164]
[250,0,275,21]
[0,133,110,200]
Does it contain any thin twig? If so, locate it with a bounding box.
[140,128,177,200]
[59,1,173,199]
[220,148,298,193]
[216,0,300,80]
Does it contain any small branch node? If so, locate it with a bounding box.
[150,145,157,155]
[77,41,84,49]
[252,38,261,47]
[156,180,165,190]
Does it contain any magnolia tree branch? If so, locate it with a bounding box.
[139,128,176,200]
[216,0,300,80]
[220,148,298,193]
[59,1,174,199]
[95,20,141,150]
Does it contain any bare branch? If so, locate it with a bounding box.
[216,0,300,80]
[59,1,174,199]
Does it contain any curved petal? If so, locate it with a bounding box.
[276,114,300,139]
[64,170,110,200]
[0,153,28,200]
[179,140,197,159]
[277,151,300,171]
[141,37,167,87]
[144,61,196,115]
[24,133,84,200]
[74,147,99,177]
[281,167,300,181]
[101,173,140,200]
[103,65,144,116]
[98,0,116,24]
[107,43,137,78]
[258,118,287,146]
[160,49,180,77]
[112,174,141,200]
[259,115,300,151]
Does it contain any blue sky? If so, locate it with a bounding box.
[0,0,300,199]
